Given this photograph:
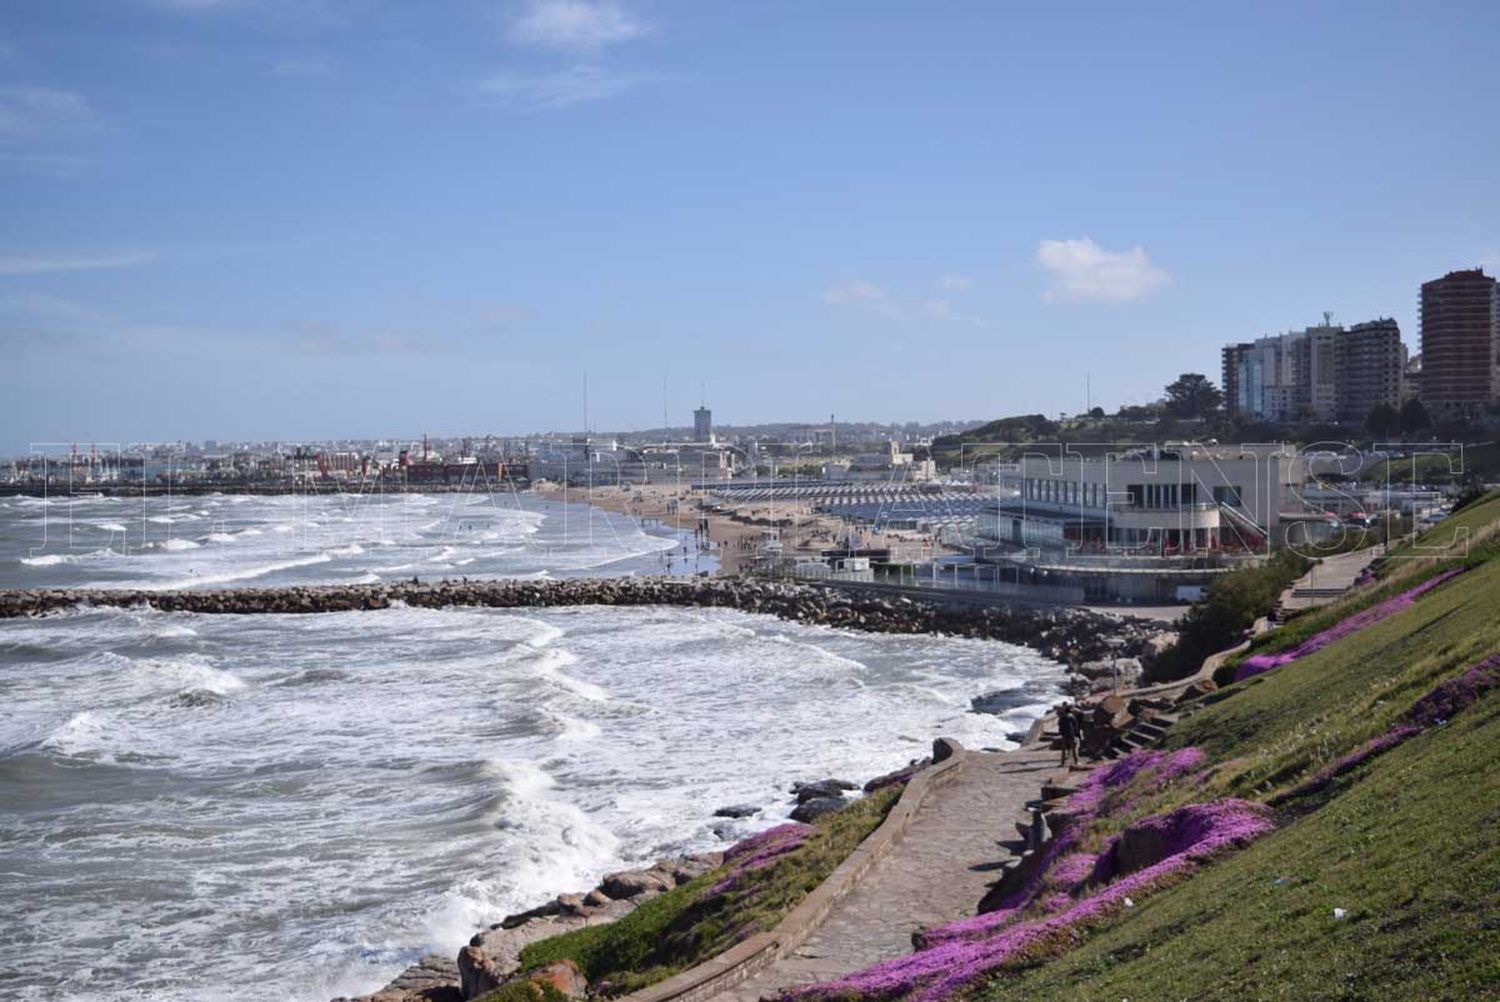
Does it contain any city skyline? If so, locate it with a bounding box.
[3,1,1499,452]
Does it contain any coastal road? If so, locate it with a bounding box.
[709,748,1060,1002]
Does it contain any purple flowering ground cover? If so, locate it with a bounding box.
[1274,651,1500,805]
[782,749,1274,1002]
[1234,569,1461,682]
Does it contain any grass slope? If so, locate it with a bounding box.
[973,510,1500,1001]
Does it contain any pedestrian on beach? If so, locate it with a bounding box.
[1058,702,1081,768]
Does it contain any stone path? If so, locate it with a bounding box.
[1281,545,1383,611]
[710,748,1061,1002]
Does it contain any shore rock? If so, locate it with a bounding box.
[334,954,462,1002]
[599,869,671,900]
[791,779,856,803]
[713,804,760,818]
[790,797,846,823]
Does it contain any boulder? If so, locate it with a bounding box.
[554,893,587,917]
[931,737,963,764]
[457,945,507,999]
[713,804,761,819]
[334,953,462,1002]
[527,960,588,999]
[791,779,856,803]
[582,888,612,908]
[599,868,671,900]
[790,797,845,823]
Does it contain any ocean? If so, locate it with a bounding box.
[0,492,1065,1001]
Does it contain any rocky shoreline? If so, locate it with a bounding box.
[0,576,1167,666]
[336,744,960,1002]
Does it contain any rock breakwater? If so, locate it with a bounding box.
[0,577,1160,665]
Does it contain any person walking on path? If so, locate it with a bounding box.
[1058,702,1082,768]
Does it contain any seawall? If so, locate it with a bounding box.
[0,577,1160,665]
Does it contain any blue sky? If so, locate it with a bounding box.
[2,0,1497,450]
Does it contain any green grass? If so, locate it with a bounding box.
[516,786,903,995]
[967,505,1500,1001]
[980,696,1500,1001]
[474,980,574,1002]
[1367,441,1500,484]
[1377,488,1500,571]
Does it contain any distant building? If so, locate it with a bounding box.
[1404,352,1423,400]
[1223,332,1303,422]
[693,406,713,442]
[1336,319,1404,425]
[1223,317,1406,426]
[1301,322,1342,422]
[1419,268,1499,416]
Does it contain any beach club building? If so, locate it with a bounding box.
[964,445,1322,603]
[980,445,1312,554]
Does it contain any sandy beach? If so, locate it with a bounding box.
[534,482,947,575]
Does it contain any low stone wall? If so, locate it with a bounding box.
[0,577,1162,665]
[620,739,970,1002]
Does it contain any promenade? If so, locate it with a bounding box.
[710,748,1060,1002]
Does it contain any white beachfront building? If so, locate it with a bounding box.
[979,444,1315,555]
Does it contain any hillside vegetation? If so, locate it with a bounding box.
[974,494,1500,1000]
[778,491,1500,1002]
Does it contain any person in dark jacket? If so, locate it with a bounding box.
[1058,702,1082,767]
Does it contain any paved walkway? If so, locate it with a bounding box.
[711,748,1061,1002]
[1281,545,1383,611]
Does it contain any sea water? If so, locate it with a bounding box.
[0,495,1065,1001]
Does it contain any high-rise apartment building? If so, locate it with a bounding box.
[1336,319,1404,424]
[1223,317,1405,426]
[693,406,713,442]
[1419,268,1499,415]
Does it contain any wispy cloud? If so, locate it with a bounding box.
[0,151,90,176]
[823,278,991,328]
[1037,237,1170,302]
[0,87,93,135]
[477,64,643,109]
[271,57,335,79]
[0,251,156,276]
[938,274,972,291]
[822,279,890,307]
[147,0,241,9]
[508,0,647,51]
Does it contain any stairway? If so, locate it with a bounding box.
[1101,711,1180,760]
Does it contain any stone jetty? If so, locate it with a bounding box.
[0,577,1161,665]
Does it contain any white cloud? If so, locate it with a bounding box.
[1037,237,1170,302]
[0,87,92,135]
[0,251,155,276]
[148,0,240,9]
[272,58,334,79]
[0,152,89,175]
[824,279,991,328]
[477,64,641,108]
[822,279,890,307]
[938,274,972,291]
[508,0,646,50]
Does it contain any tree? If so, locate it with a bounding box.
[1164,373,1224,419]
[1365,402,1401,438]
[1399,398,1432,436]
[1088,406,1106,419]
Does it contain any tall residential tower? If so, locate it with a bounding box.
[1419,269,1499,416]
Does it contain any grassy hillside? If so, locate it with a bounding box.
[968,505,1500,1000]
